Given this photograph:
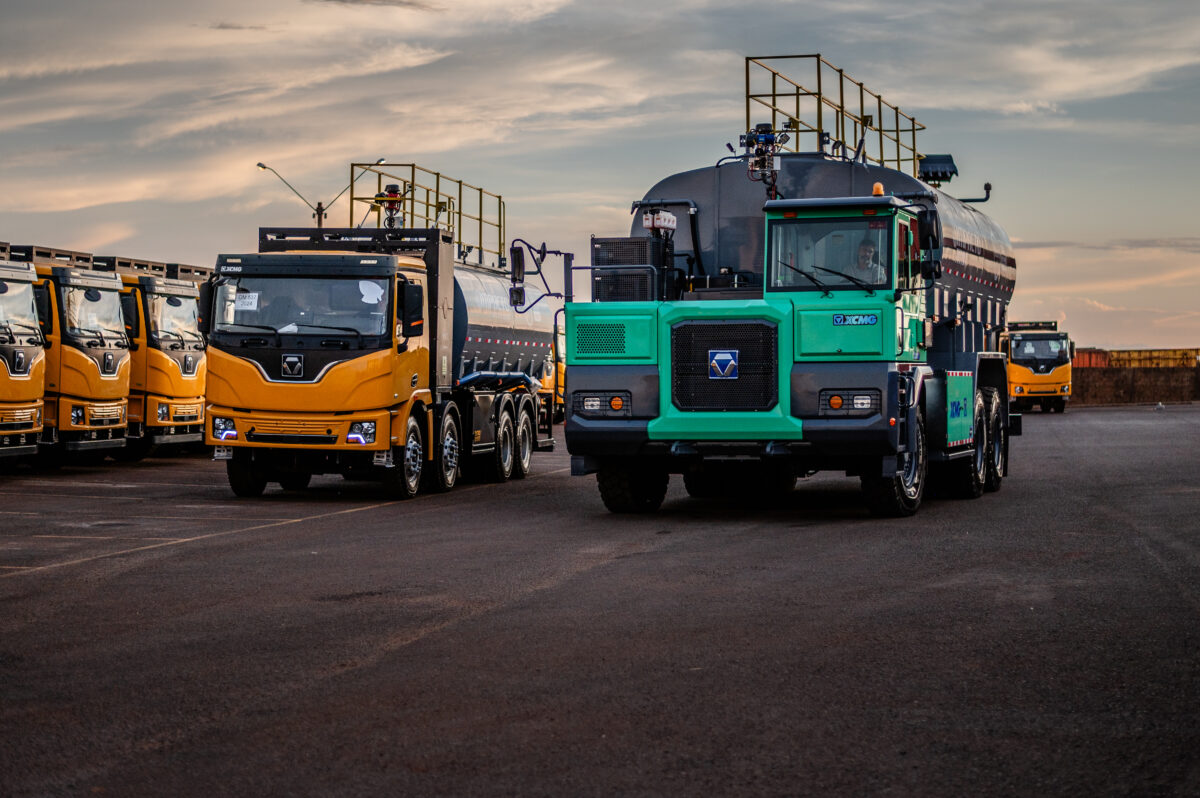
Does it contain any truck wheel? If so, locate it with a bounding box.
[279,472,312,492]
[383,415,423,499]
[597,464,669,513]
[512,404,535,479]
[485,411,515,483]
[862,412,927,517]
[227,455,267,498]
[949,390,987,499]
[984,389,1005,493]
[683,465,719,498]
[1053,398,1067,413]
[426,405,461,493]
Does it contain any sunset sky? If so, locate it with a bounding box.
[2,0,1198,348]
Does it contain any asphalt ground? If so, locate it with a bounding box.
[2,404,1199,797]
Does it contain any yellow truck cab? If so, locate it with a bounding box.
[0,250,46,460]
[13,245,131,459]
[1001,321,1074,413]
[202,226,557,498]
[95,258,210,459]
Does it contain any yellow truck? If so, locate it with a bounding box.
[0,247,45,461]
[94,257,210,459]
[200,161,559,497]
[1000,321,1074,413]
[12,245,131,460]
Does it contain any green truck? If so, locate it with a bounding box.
[555,58,1020,516]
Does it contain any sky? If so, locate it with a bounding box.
[2,0,1198,349]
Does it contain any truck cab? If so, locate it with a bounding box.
[26,259,130,458]
[1000,322,1073,412]
[113,269,208,457]
[0,257,45,460]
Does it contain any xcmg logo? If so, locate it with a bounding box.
[832,313,878,326]
[708,350,739,380]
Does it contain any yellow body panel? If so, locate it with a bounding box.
[1007,361,1072,399]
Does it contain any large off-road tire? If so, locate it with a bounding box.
[948,390,987,499]
[862,412,927,517]
[984,388,1005,493]
[484,410,515,483]
[597,464,669,513]
[227,454,267,498]
[279,472,312,492]
[425,404,461,493]
[383,415,423,500]
[683,465,720,498]
[512,403,535,479]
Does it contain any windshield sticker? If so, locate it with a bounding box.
[234,292,259,311]
[359,281,385,305]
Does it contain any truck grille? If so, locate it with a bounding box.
[671,320,778,411]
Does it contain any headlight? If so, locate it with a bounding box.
[820,390,880,417]
[71,405,85,425]
[36,407,42,425]
[212,416,238,441]
[347,421,376,445]
[1061,385,1070,393]
[1013,386,1024,394]
[157,403,170,421]
[573,392,631,418]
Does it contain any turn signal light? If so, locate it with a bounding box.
[828,395,844,410]
[609,396,624,411]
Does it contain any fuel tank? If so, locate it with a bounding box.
[452,263,557,382]
[632,153,1016,313]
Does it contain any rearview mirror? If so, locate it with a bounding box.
[917,208,942,251]
[198,282,213,334]
[509,286,526,308]
[401,281,424,338]
[509,246,525,285]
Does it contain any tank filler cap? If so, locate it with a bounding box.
[872,182,885,196]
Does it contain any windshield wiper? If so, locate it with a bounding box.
[779,259,831,296]
[809,264,877,294]
[155,328,186,349]
[0,320,13,343]
[292,323,364,348]
[72,326,106,344]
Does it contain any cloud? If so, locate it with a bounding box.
[309,0,436,7]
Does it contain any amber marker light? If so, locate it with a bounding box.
[829,395,844,410]
[872,182,885,196]
[609,396,625,411]
[889,417,897,426]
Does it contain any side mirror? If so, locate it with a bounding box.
[509,286,526,308]
[401,280,424,338]
[120,292,140,347]
[1069,342,1076,359]
[509,246,525,285]
[917,208,942,252]
[921,258,942,280]
[198,282,213,334]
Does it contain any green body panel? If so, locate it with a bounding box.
[567,303,657,363]
[795,303,886,357]
[946,372,975,445]
[649,299,804,441]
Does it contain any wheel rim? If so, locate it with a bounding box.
[518,415,533,470]
[901,428,924,499]
[404,429,422,490]
[499,422,513,471]
[441,421,459,480]
[973,415,986,476]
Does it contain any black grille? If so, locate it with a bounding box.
[245,432,338,445]
[592,268,655,302]
[593,237,655,266]
[671,321,778,411]
[576,322,627,356]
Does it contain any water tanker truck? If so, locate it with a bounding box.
[201,163,559,497]
[558,56,1021,516]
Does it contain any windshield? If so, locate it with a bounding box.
[212,276,390,336]
[1011,334,1070,363]
[0,280,40,334]
[147,293,202,342]
[767,217,891,292]
[63,285,125,338]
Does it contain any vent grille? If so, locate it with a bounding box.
[576,322,627,355]
[592,268,655,302]
[593,237,654,266]
[671,321,778,411]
